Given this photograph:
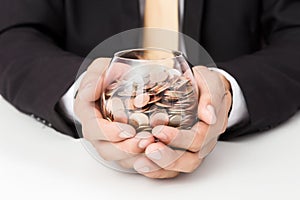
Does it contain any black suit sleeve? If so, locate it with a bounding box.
[0,0,84,138]
[219,0,300,140]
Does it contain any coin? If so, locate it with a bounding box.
[169,115,182,127]
[150,111,169,127]
[124,98,135,110]
[155,102,172,108]
[129,113,149,128]
[101,65,198,132]
[134,93,150,108]
[148,95,162,104]
[113,110,128,124]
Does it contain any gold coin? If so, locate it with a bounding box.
[154,84,170,94]
[148,96,162,104]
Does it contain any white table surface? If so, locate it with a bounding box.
[0,96,299,200]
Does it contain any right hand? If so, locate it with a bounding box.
[74,58,155,164]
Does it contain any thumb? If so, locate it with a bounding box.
[195,86,217,125]
[192,66,217,125]
[78,58,111,102]
[79,80,100,102]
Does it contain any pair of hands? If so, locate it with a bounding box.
[74,58,232,179]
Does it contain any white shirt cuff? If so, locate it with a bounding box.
[210,68,249,128]
[58,72,86,123]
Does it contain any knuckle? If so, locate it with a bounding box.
[106,133,120,142]
[165,161,177,171]
[185,159,202,173]
[189,131,206,152]
[189,145,201,153]
[127,144,140,154]
[150,171,166,179]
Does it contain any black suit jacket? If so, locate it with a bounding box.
[0,0,299,140]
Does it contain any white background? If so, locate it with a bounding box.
[0,96,299,200]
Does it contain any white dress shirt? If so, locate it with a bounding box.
[59,0,249,128]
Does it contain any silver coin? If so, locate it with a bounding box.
[169,115,182,127]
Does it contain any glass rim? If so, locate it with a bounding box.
[113,47,184,62]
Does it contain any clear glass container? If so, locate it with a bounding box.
[100,48,199,132]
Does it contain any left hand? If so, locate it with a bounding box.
[118,66,232,178]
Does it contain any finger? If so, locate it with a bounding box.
[103,62,131,88]
[92,131,155,161]
[133,156,179,179]
[220,91,232,133]
[192,66,225,125]
[152,122,209,152]
[145,142,202,173]
[82,119,136,142]
[74,92,103,122]
[75,89,136,142]
[141,169,179,179]
[78,58,112,102]
[86,58,112,74]
[198,137,218,159]
[117,155,141,169]
[75,57,114,114]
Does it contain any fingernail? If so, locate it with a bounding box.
[137,166,150,173]
[117,123,136,138]
[147,150,162,160]
[138,139,150,149]
[206,105,217,124]
[136,131,151,139]
[152,126,168,140]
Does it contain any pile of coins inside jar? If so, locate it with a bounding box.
[100,65,198,132]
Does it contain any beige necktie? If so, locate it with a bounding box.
[143,0,179,58]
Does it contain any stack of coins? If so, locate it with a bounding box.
[100,65,198,132]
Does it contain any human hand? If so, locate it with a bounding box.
[74,58,155,163]
[129,66,232,178]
